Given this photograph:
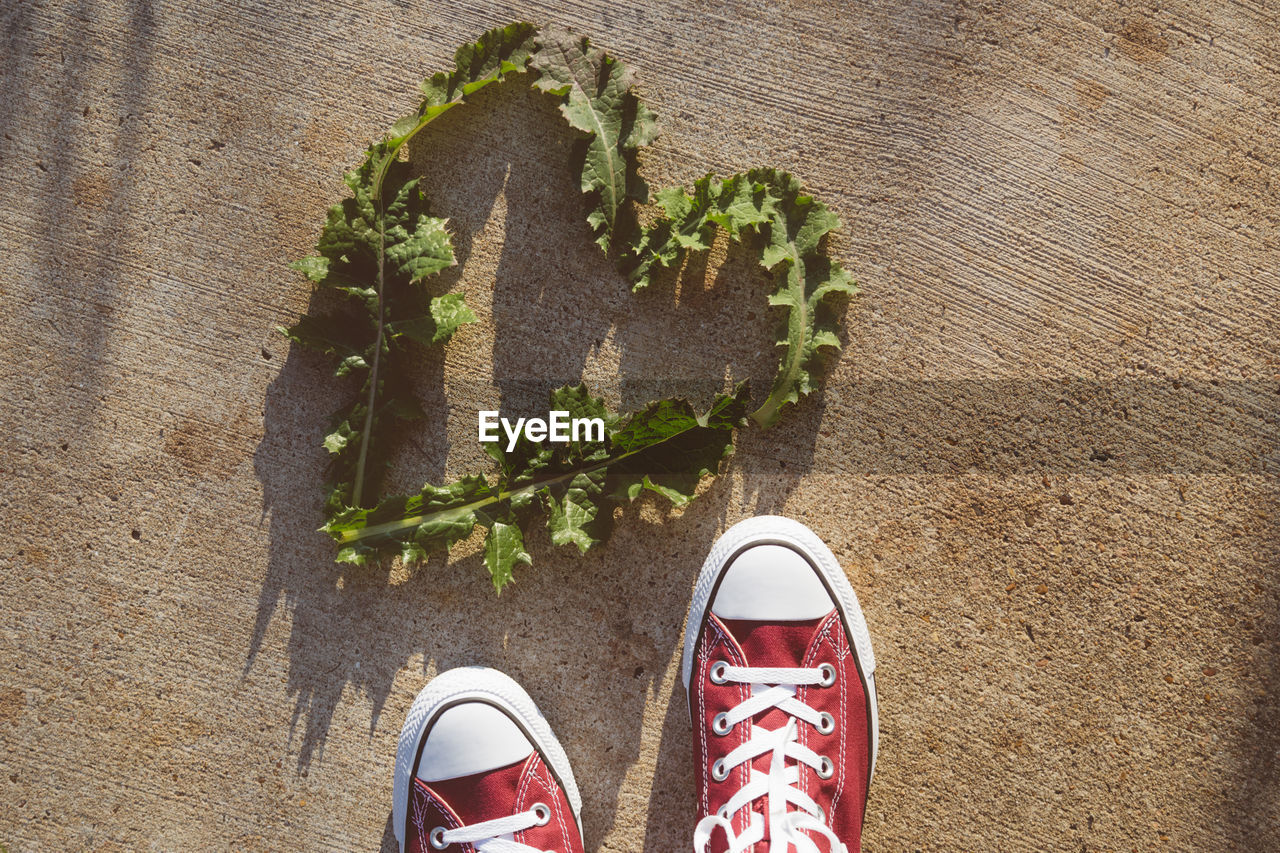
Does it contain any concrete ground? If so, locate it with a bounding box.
[2,0,1278,850]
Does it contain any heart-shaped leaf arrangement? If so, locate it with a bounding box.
[284,22,857,591]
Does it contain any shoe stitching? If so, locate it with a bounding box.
[513,754,537,847]
[800,612,848,838]
[514,753,536,811]
[410,782,432,851]
[798,613,832,834]
[543,765,572,852]
[515,754,573,852]
[699,617,736,817]
[528,756,570,851]
[801,612,839,668]
[697,626,712,817]
[420,783,472,853]
[832,626,849,822]
[703,615,759,840]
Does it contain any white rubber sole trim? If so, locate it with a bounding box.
[393,666,583,852]
[680,515,879,779]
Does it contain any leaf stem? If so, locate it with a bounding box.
[352,194,387,507]
[370,123,426,199]
[337,412,717,543]
[750,246,806,427]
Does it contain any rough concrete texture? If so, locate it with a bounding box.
[2,0,1278,850]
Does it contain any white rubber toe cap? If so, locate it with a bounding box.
[710,543,835,621]
[415,701,535,783]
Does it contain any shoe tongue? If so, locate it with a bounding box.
[721,616,828,668]
[421,756,530,827]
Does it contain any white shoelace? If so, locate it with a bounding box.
[431,803,552,852]
[693,665,848,853]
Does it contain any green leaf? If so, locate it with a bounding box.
[324,420,354,454]
[619,169,854,426]
[532,27,658,251]
[289,23,546,511]
[290,255,329,283]
[419,22,539,109]
[429,293,477,342]
[545,469,611,553]
[314,159,457,290]
[375,22,540,192]
[291,121,468,510]
[481,520,533,592]
[324,383,746,588]
[382,182,455,284]
[325,474,494,566]
[747,168,857,427]
[609,388,747,503]
[289,24,535,513]
[388,293,477,347]
[546,383,616,464]
[621,173,777,290]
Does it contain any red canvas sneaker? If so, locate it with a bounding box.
[393,667,585,853]
[682,516,879,853]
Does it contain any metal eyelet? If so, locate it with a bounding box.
[816,712,835,735]
[709,661,730,684]
[532,802,551,825]
[712,712,732,736]
[711,758,729,781]
[818,663,837,687]
[430,827,448,850]
[817,755,834,779]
